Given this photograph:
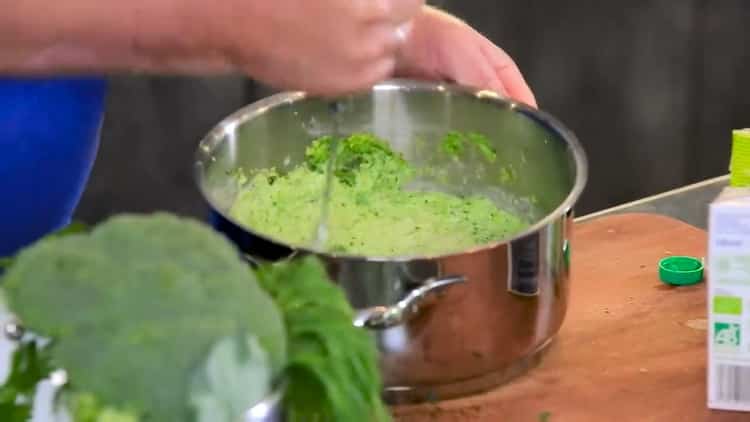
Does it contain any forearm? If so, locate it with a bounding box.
[0,0,236,75]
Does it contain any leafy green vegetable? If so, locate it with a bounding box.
[0,338,53,422]
[0,402,30,422]
[189,334,274,422]
[257,256,390,422]
[2,213,285,421]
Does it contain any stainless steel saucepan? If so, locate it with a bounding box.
[195,79,587,403]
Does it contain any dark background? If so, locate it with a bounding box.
[75,0,750,223]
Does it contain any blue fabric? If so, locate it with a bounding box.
[0,77,107,257]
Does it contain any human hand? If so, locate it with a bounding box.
[0,0,534,107]
[217,0,424,96]
[396,6,537,107]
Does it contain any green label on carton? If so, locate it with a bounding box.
[714,296,743,316]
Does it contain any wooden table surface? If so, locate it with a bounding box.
[393,213,746,421]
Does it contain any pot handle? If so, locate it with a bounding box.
[353,275,466,330]
[242,251,299,267]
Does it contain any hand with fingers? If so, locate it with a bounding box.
[2,1,534,105]
[227,3,536,105]
[219,0,426,96]
[396,6,537,107]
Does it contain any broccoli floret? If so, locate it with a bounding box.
[2,213,286,421]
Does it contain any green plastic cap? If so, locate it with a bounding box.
[730,129,750,187]
[658,256,704,286]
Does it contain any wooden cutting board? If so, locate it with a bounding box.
[392,213,745,422]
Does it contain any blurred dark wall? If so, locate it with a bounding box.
[75,0,750,223]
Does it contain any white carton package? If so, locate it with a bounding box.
[708,186,750,411]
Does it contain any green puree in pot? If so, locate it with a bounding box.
[228,133,529,257]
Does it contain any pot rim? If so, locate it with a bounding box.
[194,78,588,263]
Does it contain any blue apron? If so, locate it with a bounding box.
[0,77,107,257]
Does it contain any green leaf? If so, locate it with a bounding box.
[0,339,54,422]
[189,334,274,422]
[0,401,31,422]
[257,256,390,422]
